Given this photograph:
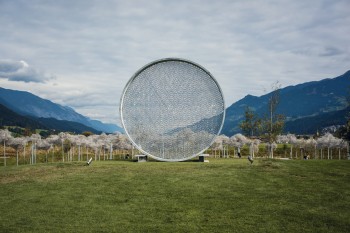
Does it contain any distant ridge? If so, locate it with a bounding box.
[0,103,47,129]
[221,70,349,136]
[284,106,349,134]
[0,87,123,133]
[34,117,101,134]
[0,103,101,134]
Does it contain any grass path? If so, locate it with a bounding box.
[1,159,349,232]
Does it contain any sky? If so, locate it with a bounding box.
[0,0,349,126]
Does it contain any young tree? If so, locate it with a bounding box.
[74,135,86,161]
[346,118,350,160]
[58,132,68,162]
[219,135,230,158]
[277,134,294,158]
[210,137,222,158]
[240,107,261,137]
[306,138,317,159]
[263,82,285,158]
[335,93,350,159]
[249,139,260,158]
[29,134,41,164]
[0,129,12,166]
[317,133,339,159]
[8,137,24,166]
[46,134,60,162]
[229,133,250,158]
[37,139,52,163]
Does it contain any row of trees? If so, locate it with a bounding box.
[210,133,348,160]
[0,129,133,166]
[1,128,348,166]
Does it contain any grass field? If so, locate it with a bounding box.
[1,158,349,233]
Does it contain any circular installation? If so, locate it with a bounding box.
[120,58,225,161]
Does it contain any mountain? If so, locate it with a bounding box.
[284,106,349,134]
[0,87,123,133]
[222,70,350,136]
[0,103,47,129]
[0,103,101,134]
[34,117,101,134]
[87,119,122,133]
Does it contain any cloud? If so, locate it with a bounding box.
[0,60,54,83]
[319,47,343,57]
[0,0,349,124]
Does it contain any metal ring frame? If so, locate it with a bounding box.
[120,58,225,161]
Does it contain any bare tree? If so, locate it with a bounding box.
[229,134,250,158]
[58,132,70,162]
[219,135,230,158]
[249,139,260,158]
[316,133,342,160]
[47,134,60,162]
[210,137,222,158]
[0,129,13,166]
[263,82,285,158]
[21,137,28,164]
[75,135,86,161]
[306,138,317,159]
[8,137,24,166]
[37,139,52,163]
[277,134,302,159]
[30,134,41,164]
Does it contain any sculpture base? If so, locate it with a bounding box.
[199,154,209,162]
[135,155,148,162]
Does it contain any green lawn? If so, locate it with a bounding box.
[1,159,349,233]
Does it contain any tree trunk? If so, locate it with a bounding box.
[35,143,37,164]
[23,145,26,164]
[30,144,34,164]
[102,146,104,160]
[327,147,330,159]
[86,147,89,161]
[314,145,317,159]
[62,141,64,163]
[52,146,55,163]
[271,145,274,158]
[3,141,6,166]
[110,144,113,160]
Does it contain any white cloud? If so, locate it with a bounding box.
[0,60,54,83]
